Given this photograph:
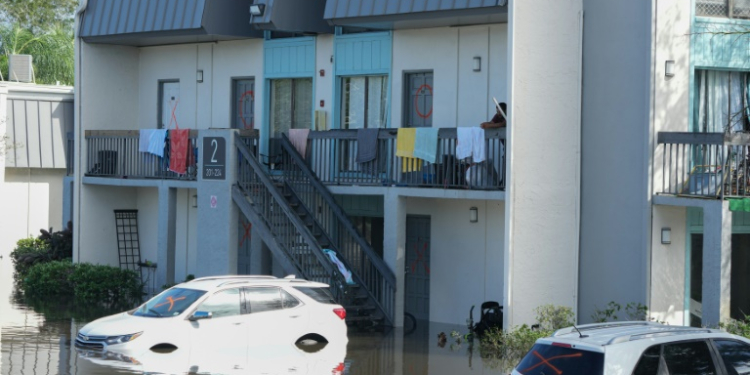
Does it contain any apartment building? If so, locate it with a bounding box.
[75,0,745,330]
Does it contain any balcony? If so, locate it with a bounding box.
[656,131,750,198]
[289,128,505,191]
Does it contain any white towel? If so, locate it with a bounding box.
[139,129,152,153]
[471,127,486,163]
[456,127,473,160]
[148,129,168,157]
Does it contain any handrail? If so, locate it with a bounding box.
[281,134,396,287]
[306,127,506,140]
[234,137,340,282]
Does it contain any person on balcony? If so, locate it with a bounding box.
[480,102,507,129]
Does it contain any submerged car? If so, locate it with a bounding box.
[513,321,750,375]
[75,275,348,357]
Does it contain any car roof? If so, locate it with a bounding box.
[175,275,330,292]
[542,321,730,348]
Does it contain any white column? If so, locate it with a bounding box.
[0,85,6,185]
[157,187,177,291]
[384,191,406,327]
[702,201,732,327]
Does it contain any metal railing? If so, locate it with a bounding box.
[696,0,750,19]
[656,132,750,198]
[235,138,348,301]
[279,134,396,324]
[303,128,505,190]
[84,130,198,180]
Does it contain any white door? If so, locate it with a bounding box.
[160,81,180,129]
[189,288,248,370]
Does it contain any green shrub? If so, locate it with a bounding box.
[535,304,575,331]
[720,316,750,338]
[591,301,649,322]
[22,260,75,296]
[10,237,51,278]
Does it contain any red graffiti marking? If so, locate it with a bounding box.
[240,221,252,247]
[409,242,430,275]
[238,91,255,129]
[154,296,186,312]
[519,351,583,375]
[414,84,433,119]
[168,99,180,129]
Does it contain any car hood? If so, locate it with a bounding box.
[80,312,177,336]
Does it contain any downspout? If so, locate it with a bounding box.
[574,9,584,321]
[646,0,659,320]
[73,0,88,262]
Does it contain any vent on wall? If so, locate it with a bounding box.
[9,54,34,83]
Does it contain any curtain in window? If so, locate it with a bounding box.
[293,78,313,130]
[271,79,293,137]
[367,76,388,129]
[341,75,388,129]
[342,77,366,129]
[696,70,748,133]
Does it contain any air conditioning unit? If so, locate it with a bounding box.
[8,54,33,83]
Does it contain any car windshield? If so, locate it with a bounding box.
[131,288,206,318]
[515,343,604,375]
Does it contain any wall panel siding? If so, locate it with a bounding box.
[38,102,54,167]
[80,0,206,37]
[325,0,499,19]
[5,98,73,169]
[334,32,391,76]
[263,38,316,78]
[11,100,28,167]
[693,19,750,69]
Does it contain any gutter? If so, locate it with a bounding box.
[73,0,88,263]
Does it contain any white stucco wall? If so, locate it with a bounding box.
[650,205,687,325]
[391,25,508,129]
[405,198,504,325]
[211,40,265,129]
[174,188,198,281]
[0,168,66,258]
[76,185,137,265]
[505,0,583,327]
[136,187,159,266]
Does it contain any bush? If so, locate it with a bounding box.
[21,260,142,308]
[10,222,73,279]
[591,301,649,322]
[720,316,750,338]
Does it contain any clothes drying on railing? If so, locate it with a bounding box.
[322,249,355,285]
[456,127,486,163]
[355,128,379,163]
[288,129,310,158]
[138,129,168,157]
[396,128,422,172]
[169,129,189,174]
[413,128,439,164]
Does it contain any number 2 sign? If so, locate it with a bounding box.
[202,137,226,180]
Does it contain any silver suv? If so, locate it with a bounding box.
[513,321,750,375]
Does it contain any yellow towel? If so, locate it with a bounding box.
[396,128,422,172]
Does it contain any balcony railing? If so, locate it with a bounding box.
[656,131,750,198]
[294,128,505,190]
[84,130,199,180]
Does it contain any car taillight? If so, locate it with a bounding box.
[332,362,345,375]
[333,307,346,320]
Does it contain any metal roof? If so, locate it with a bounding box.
[79,0,263,47]
[324,0,508,30]
[251,0,333,34]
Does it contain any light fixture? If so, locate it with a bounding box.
[249,4,265,17]
[196,70,203,83]
[665,60,675,77]
[470,207,478,223]
[192,194,198,208]
[661,227,671,245]
[473,56,481,72]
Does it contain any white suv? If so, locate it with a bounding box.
[75,275,348,357]
[513,321,750,375]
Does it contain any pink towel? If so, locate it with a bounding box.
[288,129,310,158]
[169,129,189,174]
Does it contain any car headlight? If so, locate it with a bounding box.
[105,332,142,345]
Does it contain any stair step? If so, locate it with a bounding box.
[344,304,377,313]
[345,315,382,322]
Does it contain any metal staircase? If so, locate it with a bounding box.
[233,136,395,327]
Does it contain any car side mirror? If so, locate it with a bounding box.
[189,311,212,321]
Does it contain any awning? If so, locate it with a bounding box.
[250,0,333,35]
[324,0,508,30]
[79,0,263,47]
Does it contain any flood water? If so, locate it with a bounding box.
[0,258,509,374]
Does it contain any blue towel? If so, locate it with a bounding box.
[148,129,168,157]
[413,128,439,164]
[139,129,152,153]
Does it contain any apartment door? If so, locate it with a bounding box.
[405,215,430,321]
[405,72,433,128]
[159,81,180,129]
[233,78,255,129]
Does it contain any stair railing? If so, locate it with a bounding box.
[279,134,396,324]
[235,137,346,298]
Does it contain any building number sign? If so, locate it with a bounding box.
[202,137,226,180]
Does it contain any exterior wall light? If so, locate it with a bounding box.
[661,227,671,245]
[665,60,675,77]
[470,207,478,223]
[250,4,265,17]
[473,56,481,72]
[192,194,198,208]
[196,70,203,83]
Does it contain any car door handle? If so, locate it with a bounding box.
[289,315,300,319]
[232,322,243,325]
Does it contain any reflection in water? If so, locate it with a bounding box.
[1,259,507,374]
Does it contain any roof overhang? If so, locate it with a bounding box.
[80,0,264,47]
[324,0,508,30]
[250,0,333,35]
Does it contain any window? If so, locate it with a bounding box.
[195,288,242,319]
[232,78,255,129]
[515,344,604,375]
[245,287,283,313]
[341,75,388,129]
[281,289,300,309]
[158,80,180,129]
[694,70,750,133]
[270,78,312,137]
[714,340,750,375]
[294,287,336,304]
[132,288,206,318]
[663,341,717,375]
[696,0,750,19]
[633,345,662,375]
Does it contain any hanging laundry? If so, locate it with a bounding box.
[471,127,486,163]
[323,249,355,285]
[139,129,153,153]
[397,128,422,172]
[456,127,473,160]
[169,129,189,174]
[147,129,168,157]
[413,128,439,164]
[288,129,310,158]
[356,128,379,163]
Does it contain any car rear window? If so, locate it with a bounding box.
[515,343,604,375]
[293,287,336,304]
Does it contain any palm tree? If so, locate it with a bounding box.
[0,24,74,86]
